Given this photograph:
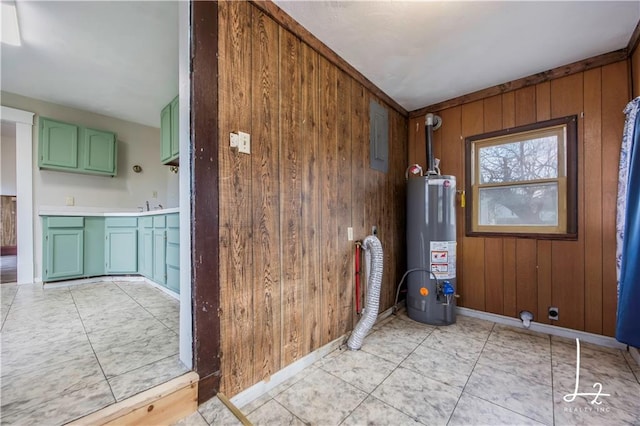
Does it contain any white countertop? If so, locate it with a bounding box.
[39,206,180,217]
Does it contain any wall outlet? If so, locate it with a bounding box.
[65,196,74,206]
[548,306,559,321]
[347,227,353,241]
[238,131,251,154]
[152,190,158,199]
[230,132,239,148]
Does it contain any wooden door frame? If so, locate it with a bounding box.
[190,0,221,404]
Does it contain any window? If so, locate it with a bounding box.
[465,115,578,239]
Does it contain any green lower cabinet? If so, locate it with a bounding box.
[42,213,178,292]
[152,229,167,285]
[166,213,179,293]
[83,217,105,277]
[139,229,153,279]
[45,228,84,280]
[105,217,138,274]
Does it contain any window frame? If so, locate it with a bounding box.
[464,115,578,240]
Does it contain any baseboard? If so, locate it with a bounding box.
[41,276,179,300]
[142,278,180,300]
[229,306,395,409]
[229,335,344,409]
[69,372,198,426]
[1,246,17,256]
[456,306,627,350]
[42,276,132,288]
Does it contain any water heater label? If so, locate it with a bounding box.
[430,241,457,279]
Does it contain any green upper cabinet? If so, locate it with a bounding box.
[83,128,117,175]
[160,96,179,165]
[170,97,179,158]
[40,118,79,169]
[39,117,117,177]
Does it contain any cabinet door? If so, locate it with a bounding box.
[40,118,78,169]
[46,229,84,280]
[83,128,117,175]
[140,229,154,278]
[170,96,179,158]
[83,217,105,277]
[153,230,166,284]
[105,229,138,273]
[160,103,172,163]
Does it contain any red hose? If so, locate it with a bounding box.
[355,243,361,315]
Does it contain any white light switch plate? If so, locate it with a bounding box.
[347,227,354,241]
[238,131,251,154]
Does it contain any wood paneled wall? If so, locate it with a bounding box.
[1,196,17,247]
[218,1,407,396]
[632,43,640,98]
[409,60,630,336]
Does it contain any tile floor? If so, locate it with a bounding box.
[0,280,187,425]
[183,312,640,426]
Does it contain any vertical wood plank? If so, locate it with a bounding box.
[632,47,640,98]
[300,43,322,353]
[351,82,366,321]
[461,101,485,311]
[583,67,603,335]
[516,239,537,316]
[279,28,303,366]
[393,111,408,308]
[515,86,537,126]
[483,95,502,132]
[502,92,516,128]
[503,238,517,317]
[319,56,338,344]
[251,9,281,381]
[550,73,585,331]
[336,71,353,336]
[192,0,221,403]
[484,238,504,314]
[536,82,551,122]
[537,241,552,325]
[381,103,396,309]
[601,60,629,336]
[218,0,254,395]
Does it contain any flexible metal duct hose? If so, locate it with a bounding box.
[347,235,383,350]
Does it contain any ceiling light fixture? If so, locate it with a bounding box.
[1,2,21,46]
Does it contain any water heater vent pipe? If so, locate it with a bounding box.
[425,113,442,175]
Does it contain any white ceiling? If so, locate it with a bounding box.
[1,1,638,128]
[274,1,640,111]
[1,1,178,128]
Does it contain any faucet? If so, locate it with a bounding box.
[145,201,149,211]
